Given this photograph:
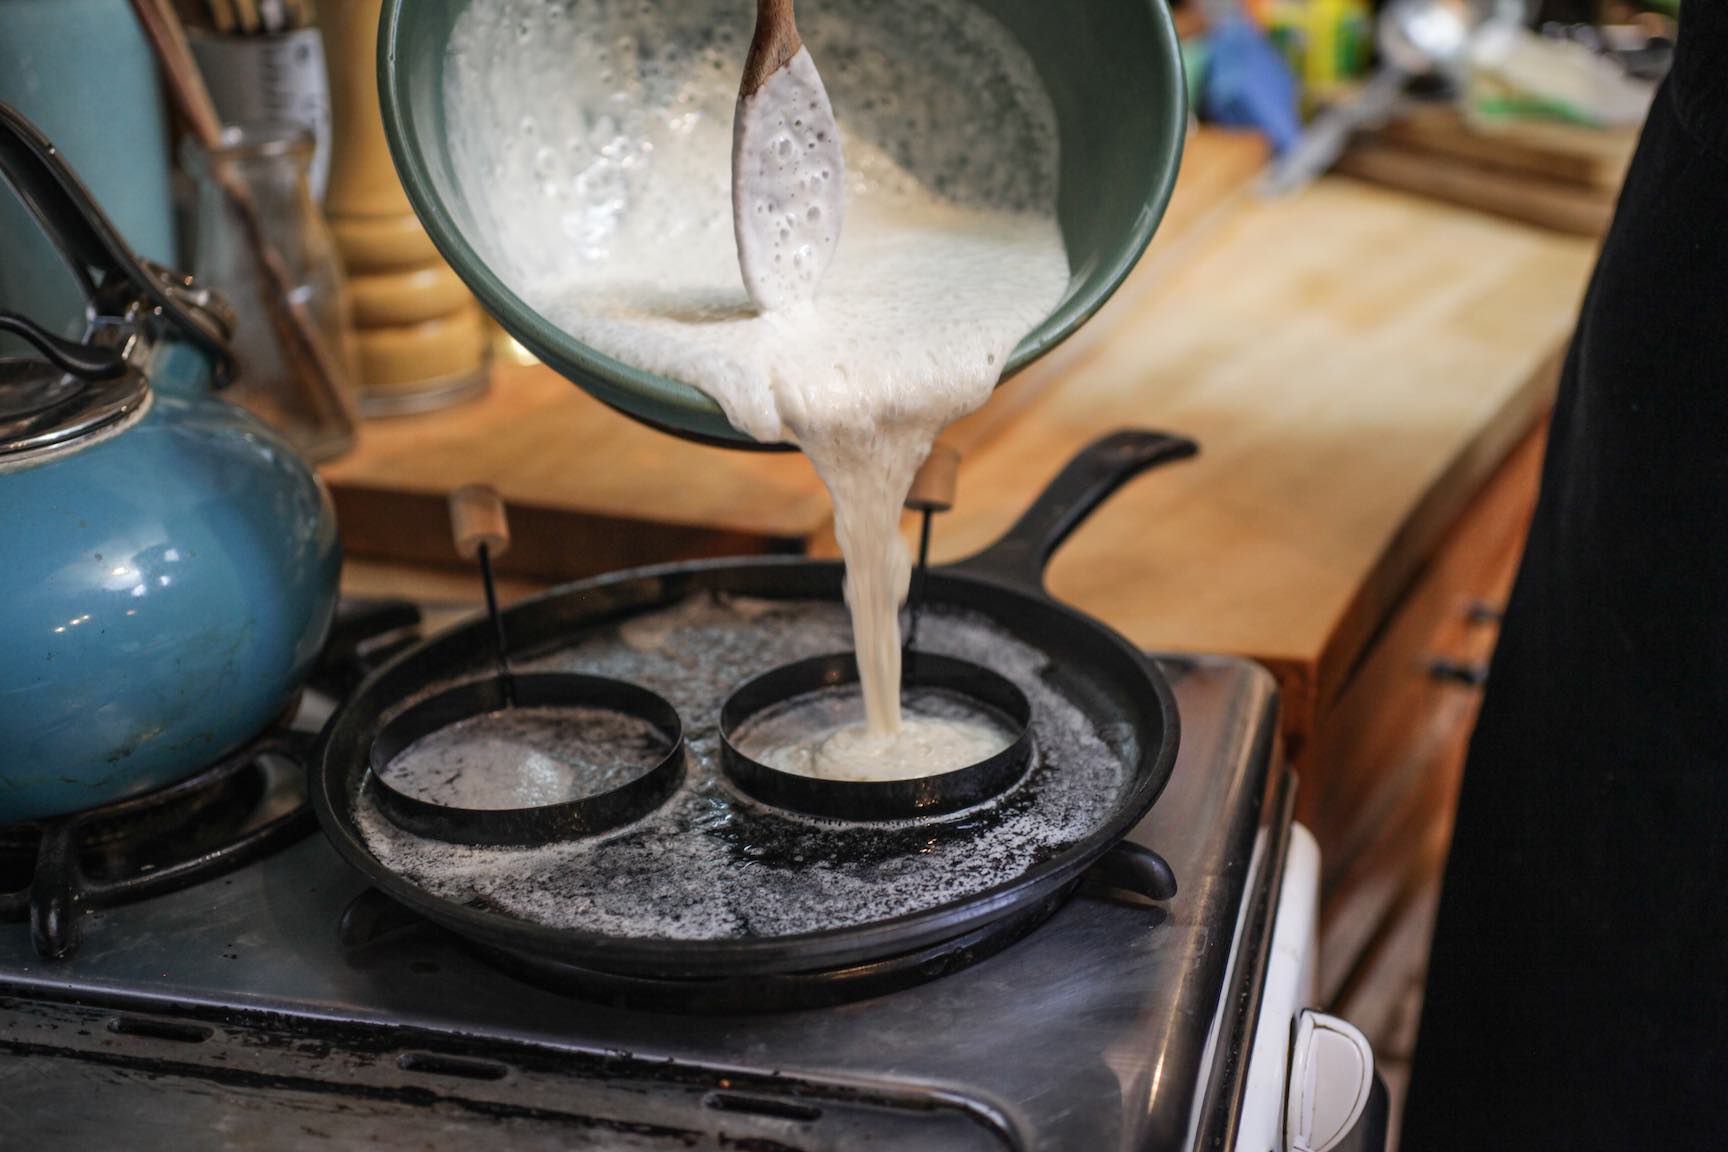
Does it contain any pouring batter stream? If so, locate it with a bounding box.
[446,0,1069,776]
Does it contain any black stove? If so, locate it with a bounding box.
[0,654,1308,1150]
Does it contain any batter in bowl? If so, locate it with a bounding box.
[447,0,1068,772]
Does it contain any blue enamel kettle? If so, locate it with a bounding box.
[0,102,341,822]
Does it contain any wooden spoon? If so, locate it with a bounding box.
[732,0,846,313]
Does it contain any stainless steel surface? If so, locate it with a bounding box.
[1377,0,1477,75]
[1375,0,1525,76]
[0,654,1284,1151]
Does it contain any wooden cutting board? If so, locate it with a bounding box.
[1338,103,1637,236]
[320,129,1272,580]
[1373,104,1636,189]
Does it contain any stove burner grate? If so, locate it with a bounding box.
[0,735,314,959]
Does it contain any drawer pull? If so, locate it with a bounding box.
[1427,658,1489,688]
[1465,600,1505,626]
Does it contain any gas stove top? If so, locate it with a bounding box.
[0,655,1292,1151]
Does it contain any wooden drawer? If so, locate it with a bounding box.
[1302,423,1547,1023]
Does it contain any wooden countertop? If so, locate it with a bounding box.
[333,146,1599,745]
[852,177,1595,735]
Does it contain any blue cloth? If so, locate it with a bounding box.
[1201,18,1302,154]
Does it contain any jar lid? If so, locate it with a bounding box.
[0,356,148,457]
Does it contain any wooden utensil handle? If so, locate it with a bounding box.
[906,442,961,513]
[742,0,801,96]
[451,484,510,560]
[757,0,795,26]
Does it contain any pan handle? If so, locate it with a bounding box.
[945,430,1198,593]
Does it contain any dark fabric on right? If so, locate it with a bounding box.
[1401,5,1728,1148]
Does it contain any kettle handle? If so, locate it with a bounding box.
[0,100,235,383]
[0,311,128,380]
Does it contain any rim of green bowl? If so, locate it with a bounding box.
[379,1,1187,448]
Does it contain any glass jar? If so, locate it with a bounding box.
[184,123,358,462]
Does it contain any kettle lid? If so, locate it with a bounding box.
[0,352,147,458]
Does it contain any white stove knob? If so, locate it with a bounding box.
[1286,1010,1381,1152]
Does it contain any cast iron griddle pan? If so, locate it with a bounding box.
[314,430,1197,981]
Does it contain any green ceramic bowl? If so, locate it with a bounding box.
[379,0,1187,448]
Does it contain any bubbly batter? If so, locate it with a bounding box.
[733,681,1016,782]
[447,0,1067,766]
[760,716,1011,783]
